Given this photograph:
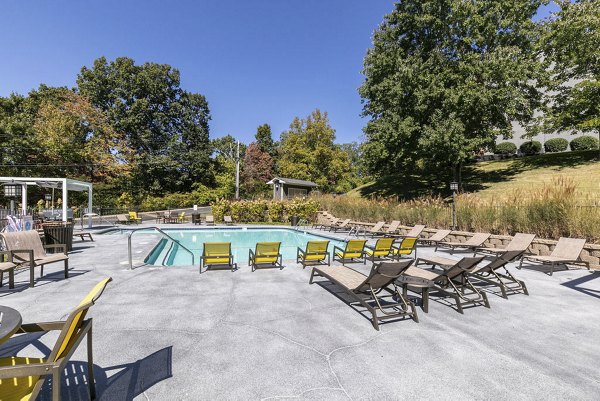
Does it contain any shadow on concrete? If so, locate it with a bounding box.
[561,273,600,300]
[0,269,91,297]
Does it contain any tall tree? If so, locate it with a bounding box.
[255,124,276,157]
[359,0,546,184]
[278,109,352,192]
[76,56,212,196]
[542,0,600,156]
[241,142,273,197]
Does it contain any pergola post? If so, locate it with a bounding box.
[87,185,93,228]
[62,179,68,223]
[21,183,27,216]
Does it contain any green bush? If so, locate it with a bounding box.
[544,138,568,153]
[494,142,517,155]
[209,198,320,223]
[519,141,542,155]
[570,135,599,151]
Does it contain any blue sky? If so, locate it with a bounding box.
[0,1,558,144]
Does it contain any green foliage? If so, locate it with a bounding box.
[255,124,276,158]
[359,0,546,179]
[570,136,599,151]
[520,141,542,155]
[277,109,352,192]
[494,142,518,155]
[544,138,568,153]
[210,198,319,223]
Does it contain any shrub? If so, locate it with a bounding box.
[570,135,599,151]
[544,138,568,153]
[494,142,517,155]
[519,141,542,155]
[208,198,319,223]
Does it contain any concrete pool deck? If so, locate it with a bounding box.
[1,223,600,400]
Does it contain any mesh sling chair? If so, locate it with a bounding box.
[364,237,395,264]
[0,277,112,401]
[436,232,491,253]
[391,237,418,259]
[249,242,283,271]
[518,237,589,276]
[309,260,419,330]
[297,240,330,269]
[475,233,535,258]
[200,242,237,273]
[333,239,367,266]
[470,250,529,298]
[417,229,451,246]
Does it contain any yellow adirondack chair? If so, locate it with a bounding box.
[365,237,395,263]
[0,277,112,401]
[249,242,283,271]
[200,242,236,273]
[333,239,367,266]
[297,241,330,269]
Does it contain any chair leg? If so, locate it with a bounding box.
[0,271,3,287]
[9,269,14,289]
[64,259,69,278]
[423,287,429,313]
[30,265,35,288]
[88,325,96,400]
[52,367,62,401]
[40,264,44,277]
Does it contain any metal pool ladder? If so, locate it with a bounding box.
[127,226,195,269]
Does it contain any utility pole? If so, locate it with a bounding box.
[235,140,240,200]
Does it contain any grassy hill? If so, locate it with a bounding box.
[349,150,600,202]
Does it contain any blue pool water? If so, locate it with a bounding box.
[144,228,345,266]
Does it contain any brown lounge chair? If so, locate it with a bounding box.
[223,216,234,225]
[436,232,491,253]
[205,215,215,226]
[309,260,419,330]
[321,217,340,231]
[400,256,489,313]
[115,214,131,224]
[0,230,69,288]
[518,237,588,276]
[475,233,535,258]
[418,229,452,246]
[393,224,425,239]
[73,229,94,242]
[330,219,352,232]
[470,250,528,298]
[365,221,386,237]
[381,221,401,236]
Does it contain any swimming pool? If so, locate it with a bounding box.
[144,228,346,266]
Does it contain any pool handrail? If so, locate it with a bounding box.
[127,226,195,269]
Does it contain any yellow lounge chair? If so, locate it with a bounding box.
[0,277,112,401]
[249,242,283,271]
[177,212,186,223]
[333,239,367,266]
[365,237,395,263]
[128,211,142,224]
[392,237,418,259]
[297,240,330,269]
[200,242,236,273]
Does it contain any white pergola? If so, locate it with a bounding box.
[0,177,93,228]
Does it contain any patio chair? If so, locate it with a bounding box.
[297,240,330,269]
[309,260,419,330]
[391,237,418,259]
[224,216,234,225]
[436,232,491,253]
[470,250,528,298]
[177,212,186,223]
[475,233,535,258]
[393,224,426,240]
[73,229,93,242]
[115,214,131,225]
[400,256,489,313]
[365,237,395,263]
[0,250,17,289]
[0,230,69,288]
[0,277,112,401]
[518,237,588,276]
[417,229,451,246]
[155,211,164,223]
[249,242,283,271]
[329,219,352,232]
[365,221,386,237]
[333,239,367,266]
[200,242,236,273]
[128,211,142,224]
[321,217,340,231]
[205,215,215,226]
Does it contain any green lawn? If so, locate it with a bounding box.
[349,150,600,201]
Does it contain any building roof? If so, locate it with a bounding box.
[266,177,319,188]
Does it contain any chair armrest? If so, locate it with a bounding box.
[43,244,66,254]
[0,250,13,262]
[0,362,56,379]
[365,244,375,251]
[18,321,65,333]
[297,248,306,256]
[333,246,343,254]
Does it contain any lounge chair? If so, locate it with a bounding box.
[297,240,330,269]
[321,217,340,231]
[400,256,489,313]
[1,230,69,288]
[128,211,142,224]
[249,242,283,271]
[73,229,93,242]
[365,221,386,237]
[329,219,352,232]
[0,277,112,401]
[333,239,367,266]
[436,232,491,253]
[381,220,401,236]
[0,250,17,289]
[309,260,419,330]
[205,215,215,226]
[115,214,131,225]
[470,250,528,298]
[418,229,451,246]
[393,224,425,239]
[391,237,418,259]
[475,233,535,258]
[365,237,395,263]
[224,216,234,225]
[200,242,236,273]
[518,237,588,276]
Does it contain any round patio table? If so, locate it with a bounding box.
[0,306,22,345]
